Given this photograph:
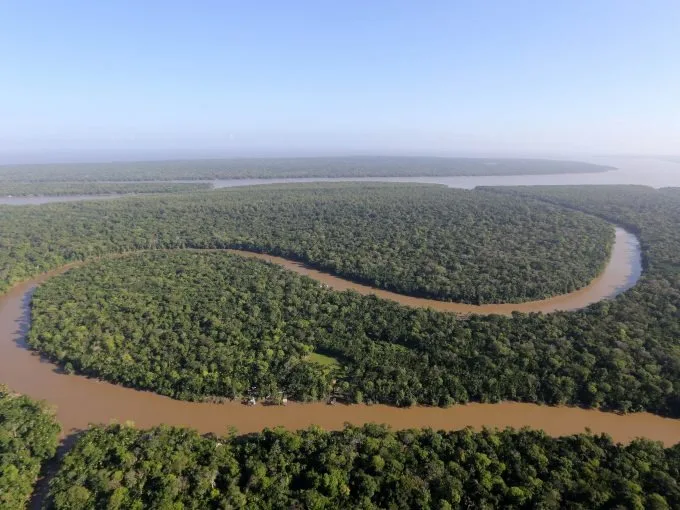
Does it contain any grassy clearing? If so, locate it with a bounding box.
[307,352,341,368]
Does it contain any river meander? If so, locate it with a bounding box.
[2,226,677,446]
[228,227,640,315]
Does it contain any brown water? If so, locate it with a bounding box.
[2,231,678,446]
[229,227,641,315]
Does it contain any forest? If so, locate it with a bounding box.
[24,238,673,414]
[3,183,680,507]
[6,183,680,415]
[0,184,613,304]
[0,156,611,181]
[0,181,211,196]
[0,386,60,509]
[47,423,680,509]
[29,253,337,402]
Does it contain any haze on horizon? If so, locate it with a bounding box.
[1,1,678,165]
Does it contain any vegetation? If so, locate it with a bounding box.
[0,156,612,181]
[0,184,613,304]
[0,181,211,196]
[19,238,664,415]
[0,385,60,509]
[660,187,680,197]
[29,253,339,402]
[48,423,680,509]
[307,352,342,368]
[8,183,680,416]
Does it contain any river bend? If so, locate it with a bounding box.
[2,228,677,445]
[229,227,640,315]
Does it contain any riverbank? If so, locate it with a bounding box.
[227,226,640,314]
[2,156,679,207]
[2,232,675,447]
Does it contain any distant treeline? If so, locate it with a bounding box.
[0,156,612,181]
[0,386,60,509]
[47,424,680,509]
[0,181,211,196]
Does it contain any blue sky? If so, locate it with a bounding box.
[1,1,679,162]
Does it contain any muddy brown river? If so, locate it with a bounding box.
[3,228,679,447]
[230,227,641,315]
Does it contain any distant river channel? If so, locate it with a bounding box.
[2,155,676,446]
[1,226,672,446]
[2,156,679,205]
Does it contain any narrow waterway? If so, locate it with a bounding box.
[2,227,676,446]
[229,227,640,314]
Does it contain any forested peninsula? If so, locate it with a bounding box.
[0,156,612,181]
[47,423,680,509]
[0,184,613,304]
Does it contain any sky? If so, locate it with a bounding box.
[1,1,679,163]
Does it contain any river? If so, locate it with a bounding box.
[210,156,680,190]
[1,156,679,205]
[3,228,677,446]
[228,227,640,315]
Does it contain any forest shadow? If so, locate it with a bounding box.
[14,287,86,376]
[29,430,86,510]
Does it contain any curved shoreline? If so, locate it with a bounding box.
[2,229,677,446]
[227,226,640,315]
[1,272,679,445]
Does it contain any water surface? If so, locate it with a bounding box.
[2,157,679,205]
[210,156,680,189]
[0,231,670,446]
[229,227,640,315]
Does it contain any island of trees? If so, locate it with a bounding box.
[48,423,680,509]
[0,156,612,181]
[0,386,60,509]
[22,218,675,414]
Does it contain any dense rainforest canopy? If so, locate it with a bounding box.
[0,386,60,509]
[6,183,680,415]
[4,183,680,416]
[3,183,680,508]
[0,156,611,181]
[0,184,613,304]
[29,253,337,402]
[0,181,211,196]
[24,231,677,416]
[48,423,680,510]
